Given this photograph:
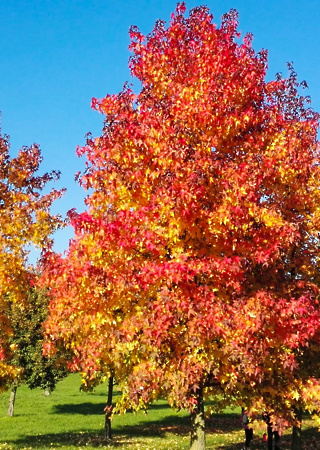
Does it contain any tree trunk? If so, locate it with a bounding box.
[291,407,302,450]
[104,376,114,440]
[190,388,205,450]
[7,384,17,417]
[267,425,273,450]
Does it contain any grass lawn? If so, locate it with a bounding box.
[0,374,319,449]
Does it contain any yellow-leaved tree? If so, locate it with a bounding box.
[0,130,64,391]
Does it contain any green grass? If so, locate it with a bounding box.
[0,374,319,449]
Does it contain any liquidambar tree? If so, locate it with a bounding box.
[0,131,64,391]
[42,4,320,449]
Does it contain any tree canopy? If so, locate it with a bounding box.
[0,131,64,390]
[41,3,320,447]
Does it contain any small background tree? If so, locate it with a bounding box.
[5,287,68,416]
[0,127,64,391]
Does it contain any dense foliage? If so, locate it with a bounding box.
[41,3,320,446]
[0,132,64,390]
[7,288,67,391]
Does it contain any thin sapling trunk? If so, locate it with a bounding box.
[104,376,114,440]
[8,383,17,417]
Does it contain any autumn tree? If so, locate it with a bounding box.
[42,4,320,449]
[0,130,64,391]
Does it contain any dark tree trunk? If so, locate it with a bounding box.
[291,407,302,450]
[274,431,281,450]
[104,376,114,440]
[267,425,273,450]
[190,388,205,450]
[8,384,17,417]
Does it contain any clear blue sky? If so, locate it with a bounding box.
[1,0,320,258]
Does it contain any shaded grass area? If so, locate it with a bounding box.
[0,374,319,449]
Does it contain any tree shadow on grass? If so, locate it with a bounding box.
[8,428,320,450]
[7,410,247,448]
[53,402,106,415]
[52,400,177,415]
[4,431,145,448]
[115,413,191,438]
[3,414,232,448]
[4,422,179,449]
[11,412,319,449]
[51,403,241,435]
[105,412,241,440]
